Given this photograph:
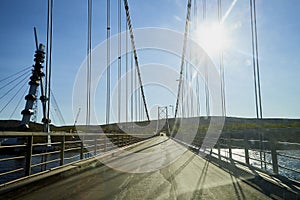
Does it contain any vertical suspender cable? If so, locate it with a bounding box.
[125,17,129,122]
[45,0,50,117]
[140,83,142,121]
[141,77,144,120]
[131,50,134,122]
[188,51,193,117]
[218,0,226,116]
[181,76,184,117]
[174,0,192,119]
[46,0,53,132]
[218,0,222,115]
[138,80,141,121]
[194,0,201,117]
[253,0,266,166]
[250,0,262,119]
[203,0,206,20]
[254,0,265,167]
[86,0,92,126]
[185,57,189,117]
[250,0,264,169]
[196,75,201,116]
[189,58,194,117]
[118,0,122,123]
[250,0,258,118]
[106,0,111,124]
[47,0,53,127]
[137,81,140,121]
[253,0,265,168]
[253,0,263,119]
[135,65,137,121]
[203,0,210,117]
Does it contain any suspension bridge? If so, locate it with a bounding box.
[0,0,299,199]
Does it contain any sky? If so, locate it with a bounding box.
[0,0,300,125]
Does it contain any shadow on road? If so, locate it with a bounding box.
[205,155,300,199]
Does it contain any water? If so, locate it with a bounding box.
[212,149,300,181]
[0,151,85,184]
[277,150,300,180]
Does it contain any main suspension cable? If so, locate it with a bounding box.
[123,0,150,121]
[174,0,192,119]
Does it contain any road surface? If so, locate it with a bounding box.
[15,136,270,200]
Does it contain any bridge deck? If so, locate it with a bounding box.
[15,136,271,200]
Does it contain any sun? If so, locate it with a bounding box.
[192,22,230,56]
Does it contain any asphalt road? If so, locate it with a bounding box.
[15,136,270,200]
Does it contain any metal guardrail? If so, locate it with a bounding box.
[173,130,300,182]
[0,132,153,185]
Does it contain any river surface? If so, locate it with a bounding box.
[211,149,300,181]
[0,151,93,184]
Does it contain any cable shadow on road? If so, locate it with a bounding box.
[170,151,196,177]
[230,173,246,200]
[245,163,300,195]
[146,151,195,199]
[190,159,210,200]
[51,139,174,190]
[204,155,300,199]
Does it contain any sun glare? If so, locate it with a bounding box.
[192,22,230,56]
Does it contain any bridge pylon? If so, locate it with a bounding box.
[20,43,50,132]
[156,106,171,136]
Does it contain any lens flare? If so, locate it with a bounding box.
[192,22,230,56]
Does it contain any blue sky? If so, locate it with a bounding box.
[0,0,300,125]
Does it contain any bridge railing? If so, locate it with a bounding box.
[172,128,300,182]
[0,132,153,185]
